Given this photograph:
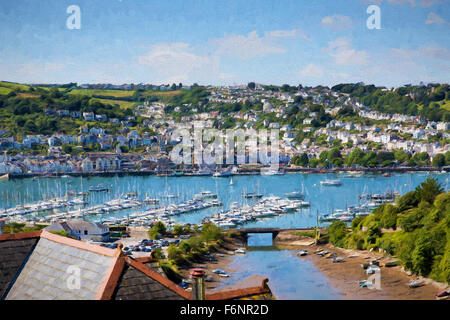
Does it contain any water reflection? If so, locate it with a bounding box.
[217,233,342,299]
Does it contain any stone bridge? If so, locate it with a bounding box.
[232,228,317,244]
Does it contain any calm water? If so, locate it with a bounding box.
[215,234,342,299]
[1,172,448,299]
[1,172,448,228]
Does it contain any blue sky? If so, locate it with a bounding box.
[0,0,449,87]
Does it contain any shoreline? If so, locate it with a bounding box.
[177,236,248,292]
[180,232,449,300]
[274,232,448,300]
[5,166,449,180]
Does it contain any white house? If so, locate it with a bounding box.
[45,220,110,242]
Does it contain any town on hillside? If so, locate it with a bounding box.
[0,81,449,176]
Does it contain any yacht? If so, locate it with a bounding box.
[320,179,342,186]
[213,171,233,177]
[89,184,110,192]
[284,190,305,200]
[260,168,284,176]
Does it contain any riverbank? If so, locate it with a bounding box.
[177,235,248,292]
[275,231,448,300]
[5,165,449,180]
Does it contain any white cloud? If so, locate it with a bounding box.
[138,42,225,84]
[425,12,448,24]
[211,27,309,60]
[324,38,369,65]
[266,28,310,41]
[388,0,416,6]
[360,0,383,4]
[420,0,448,7]
[321,14,354,31]
[212,31,286,60]
[363,0,447,6]
[298,64,324,78]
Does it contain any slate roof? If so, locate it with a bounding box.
[0,232,41,299]
[0,231,273,300]
[6,237,116,300]
[112,263,187,300]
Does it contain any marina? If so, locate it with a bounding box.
[0,172,448,230]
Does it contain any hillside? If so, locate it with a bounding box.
[327,177,450,284]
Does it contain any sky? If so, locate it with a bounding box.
[0,0,449,87]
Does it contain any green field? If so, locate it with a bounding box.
[440,100,450,111]
[0,87,12,95]
[141,90,182,97]
[91,98,136,109]
[0,81,30,91]
[69,89,134,98]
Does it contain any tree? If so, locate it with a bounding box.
[432,153,445,167]
[200,223,223,244]
[415,177,443,204]
[346,148,364,166]
[173,225,184,235]
[247,82,256,90]
[412,152,430,166]
[446,151,450,165]
[299,153,309,167]
[327,221,348,247]
[167,244,183,264]
[148,222,166,239]
[62,144,73,154]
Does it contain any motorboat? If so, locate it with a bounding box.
[89,184,110,192]
[213,171,233,177]
[320,179,342,186]
[242,192,263,199]
[297,250,308,256]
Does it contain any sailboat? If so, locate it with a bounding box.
[230,177,233,186]
[285,178,305,199]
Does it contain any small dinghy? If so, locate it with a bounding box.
[297,250,308,256]
[408,279,424,288]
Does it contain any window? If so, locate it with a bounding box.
[84,230,88,235]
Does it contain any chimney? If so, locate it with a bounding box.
[190,268,206,300]
[0,219,5,235]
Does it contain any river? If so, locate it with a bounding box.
[1,172,448,228]
[1,172,448,299]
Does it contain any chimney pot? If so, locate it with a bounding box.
[190,268,206,300]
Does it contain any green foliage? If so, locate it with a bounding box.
[291,153,309,166]
[330,179,449,283]
[432,154,446,167]
[148,222,166,239]
[327,221,348,247]
[167,244,184,264]
[49,230,70,238]
[2,223,46,234]
[332,83,449,121]
[200,222,223,243]
[415,176,444,204]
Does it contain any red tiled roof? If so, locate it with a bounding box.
[206,278,272,300]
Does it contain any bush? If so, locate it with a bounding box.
[327,221,348,247]
[167,244,184,264]
[200,223,223,243]
[148,222,166,239]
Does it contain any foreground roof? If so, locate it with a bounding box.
[0,231,272,300]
